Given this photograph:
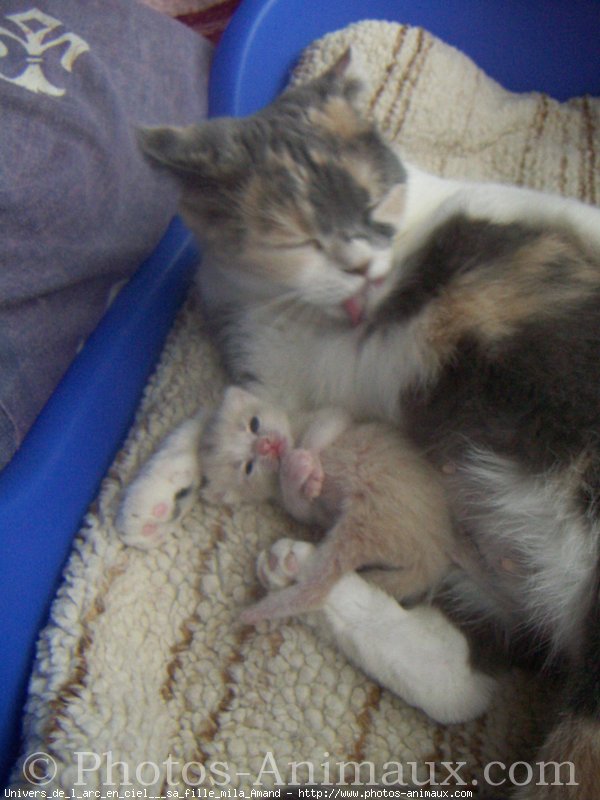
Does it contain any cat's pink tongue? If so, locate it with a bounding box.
[343,295,364,326]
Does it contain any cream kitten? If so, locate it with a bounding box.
[200,386,454,623]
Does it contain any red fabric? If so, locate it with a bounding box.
[177,0,243,43]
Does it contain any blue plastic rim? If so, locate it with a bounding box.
[2,0,599,788]
[210,0,600,117]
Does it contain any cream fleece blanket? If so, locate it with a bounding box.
[12,21,599,794]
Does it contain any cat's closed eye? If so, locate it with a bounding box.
[245,460,254,475]
[249,416,260,434]
[276,240,323,252]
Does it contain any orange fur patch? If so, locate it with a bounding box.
[516,715,600,799]
[425,232,600,354]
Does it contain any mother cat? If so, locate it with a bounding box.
[138,52,600,797]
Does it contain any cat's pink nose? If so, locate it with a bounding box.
[257,437,284,458]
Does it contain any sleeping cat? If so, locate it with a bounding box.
[198,385,454,621]
[136,49,600,797]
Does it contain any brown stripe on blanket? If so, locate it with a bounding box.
[517,94,550,187]
[346,684,382,764]
[580,96,598,206]
[368,25,409,117]
[45,559,128,744]
[388,30,435,140]
[161,613,203,702]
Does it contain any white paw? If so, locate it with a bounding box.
[117,469,197,549]
[256,538,315,590]
[117,448,199,550]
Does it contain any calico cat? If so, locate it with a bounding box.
[199,385,454,621]
[137,50,600,796]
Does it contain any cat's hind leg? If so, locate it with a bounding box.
[242,528,356,624]
[246,537,496,724]
[116,413,204,549]
[244,537,328,622]
[323,575,497,723]
[256,537,315,590]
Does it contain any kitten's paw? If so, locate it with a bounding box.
[282,449,324,500]
[117,472,197,549]
[256,538,315,590]
[117,457,199,550]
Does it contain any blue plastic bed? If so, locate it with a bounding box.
[1,0,599,787]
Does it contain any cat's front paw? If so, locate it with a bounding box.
[116,419,200,550]
[281,448,324,501]
[117,417,203,549]
[117,455,199,550]
[256,538,315,590]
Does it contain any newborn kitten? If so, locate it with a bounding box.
[200,386,454,622]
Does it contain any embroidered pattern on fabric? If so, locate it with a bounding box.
[0,8,89,96]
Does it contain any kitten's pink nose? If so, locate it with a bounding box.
[257,437,285,458]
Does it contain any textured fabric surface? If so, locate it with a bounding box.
[11,20,599,794]
[0,0,212,468]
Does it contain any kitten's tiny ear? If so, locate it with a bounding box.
[223,385,257,409]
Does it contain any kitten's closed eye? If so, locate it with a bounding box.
[250,416,260,434]
[245,460,254,475]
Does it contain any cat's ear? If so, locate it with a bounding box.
[317,46,372,106]
[372,183,407,226]
[223,385,258,410]
[329,47,369,86]
[136,119,243,180]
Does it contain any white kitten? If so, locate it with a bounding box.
[199,386,455,623]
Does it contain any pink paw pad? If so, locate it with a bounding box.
[303,469,324,500]
[268,549,298,576]
[152,502,170,519]
[283,551,299,575]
